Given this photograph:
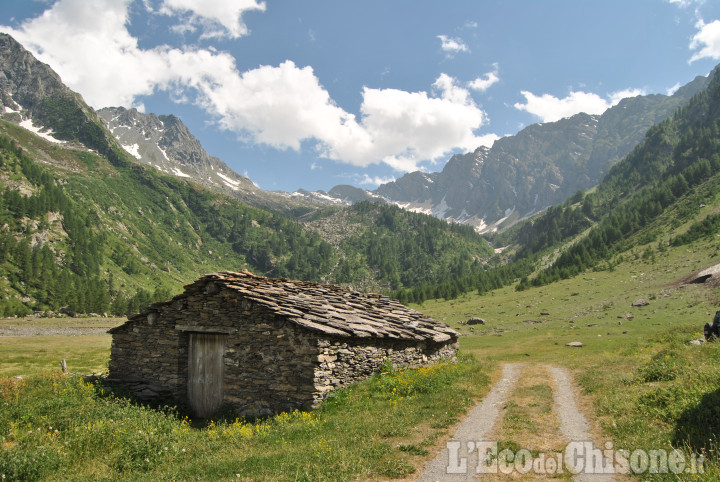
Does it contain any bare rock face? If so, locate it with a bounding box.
[687,263,720,285]
[96,106,317,215]
[98,106,257,192]
[0,33,67,112]
[0,33,321,216]
[0,33,121,160]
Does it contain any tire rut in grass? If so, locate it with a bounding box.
[550,366,616,482]
[417,363,521,481]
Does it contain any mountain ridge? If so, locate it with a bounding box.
[1,31,711,235]
[0,34,499,316]
[97,106,335,217]
[332,80,709,233]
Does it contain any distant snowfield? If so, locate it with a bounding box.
[18,118,66,144]
[171,167,191,178]
[121,143,141,159]
[217,172,240,190]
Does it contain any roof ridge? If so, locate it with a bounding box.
[119,271,458,343]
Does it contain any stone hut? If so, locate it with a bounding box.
[108,271,459,417]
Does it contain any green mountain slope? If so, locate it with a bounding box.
[507,65,720,289]
[0,118,497,316]
[403,64,720,303]
[0,34,502,317]
[0,120,336,316]
[308,201,494,294]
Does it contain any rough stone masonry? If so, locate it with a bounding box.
[109,271,459,417]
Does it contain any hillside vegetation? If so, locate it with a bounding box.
[309,201,494,294]
[0,121,336,316]
[5,34,720,481]
[4,204,720,479]
[0,119,497,317]
[511,66,720,289]
[399,65,720,304]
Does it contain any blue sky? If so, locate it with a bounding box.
[2,0,720,193]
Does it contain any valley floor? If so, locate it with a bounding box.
[2,238,720,479]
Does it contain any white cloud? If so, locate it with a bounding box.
[196,59,360,151]
[194,68,493,172]
[667,82,682,95]
[474,133,501,147]
[358,174,395,187]
[667,0,704,8]
[468,64,500,92]
[514,88,646,123]
[608,88,645,105]
[1,0,495,175]
[1,0,170,108]
[437,35,469,54]
[160,0,266,39]
[433,73,473,104]
[690,19,720,63]
[348,75,491,170]
[514,91,608,122]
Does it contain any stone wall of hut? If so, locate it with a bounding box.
[109,282,458,417]
[108,307,188,401]
[313,337,459,399]
[109,284,322,416]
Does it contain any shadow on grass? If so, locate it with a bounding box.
[672,387,720,453]
[85,374,281,428]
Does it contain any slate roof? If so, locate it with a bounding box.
[119,271,458,343]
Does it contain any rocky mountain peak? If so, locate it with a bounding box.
[98,106,255,189]
[0,33,122,159]
[341,78,709,233]
[0,33,67,112]
[96,106,324,215]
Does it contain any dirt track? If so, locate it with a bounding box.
[418,363,615,481]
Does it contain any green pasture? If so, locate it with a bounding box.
[2,237,720,479]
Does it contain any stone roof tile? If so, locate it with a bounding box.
[196,271,458,342]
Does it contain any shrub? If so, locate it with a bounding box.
[638,349,681,382]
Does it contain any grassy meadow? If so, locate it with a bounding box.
[0,318,124,377]
[0,354,491,480]
[415,235,720,480]
[2,235,720,479]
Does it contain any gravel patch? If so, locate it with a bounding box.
[0,326,113,337]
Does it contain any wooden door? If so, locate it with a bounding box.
[188,333,225,418]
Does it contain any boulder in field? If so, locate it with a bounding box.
[467,317,486,325]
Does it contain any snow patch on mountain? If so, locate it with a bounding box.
[19,118,66,144]
[122,143,141,159]
[217,172,240,190]
[171,167,191,178]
